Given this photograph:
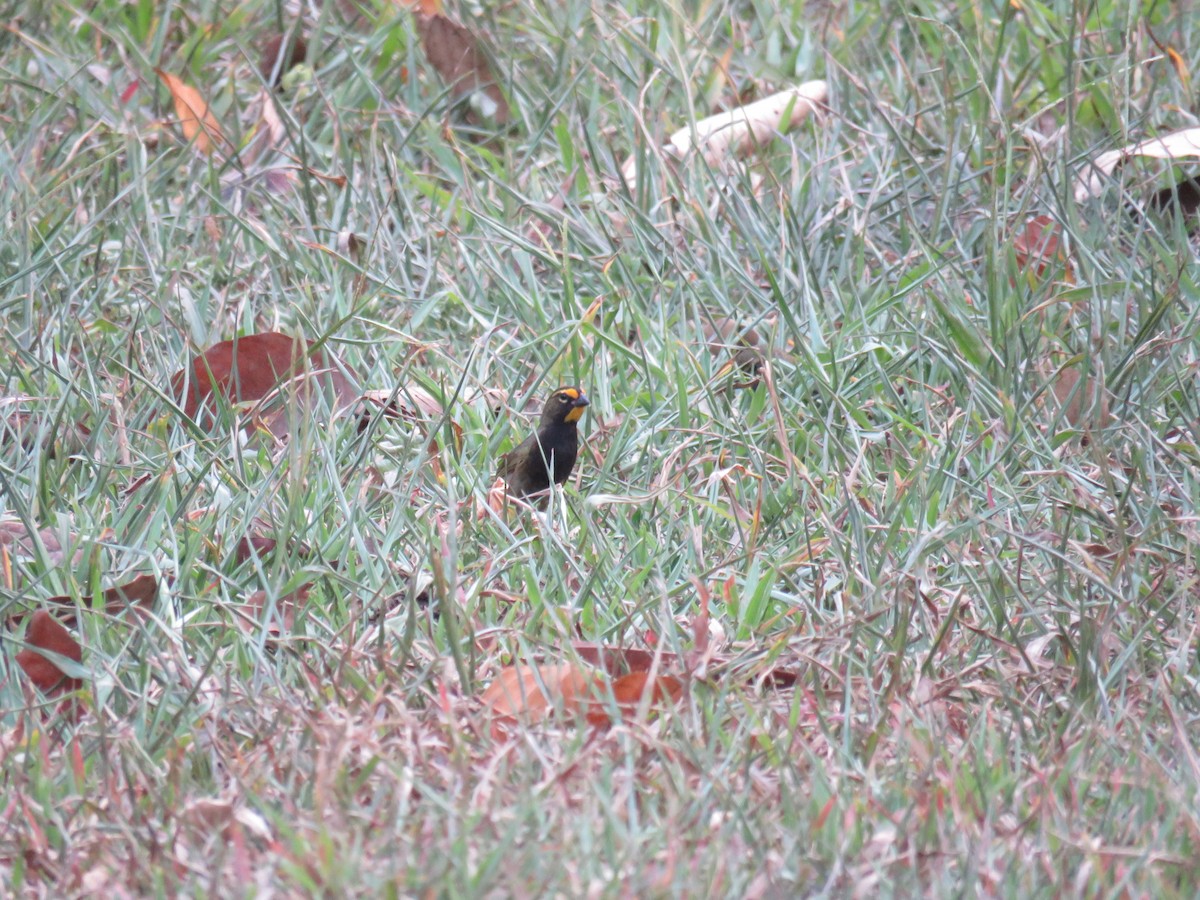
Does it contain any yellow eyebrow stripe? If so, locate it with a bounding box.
[559,388,580,400]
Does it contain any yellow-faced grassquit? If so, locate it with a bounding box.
[497,387,589,500]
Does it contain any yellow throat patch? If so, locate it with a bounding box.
[557,388,587,422]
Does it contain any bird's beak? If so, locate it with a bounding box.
[573,394,590,408]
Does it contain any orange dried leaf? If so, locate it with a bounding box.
[1167,46,1190,88]
[392,0,442,11]
[586,672,685,725]
[155,69,226,156]
[813,796,836,830]
[482,662,599,721]
[485,477,509,515]
[17,610,83,696]
[570,640,802,688]
[1074,541,1118,560]
[710,46,734,100]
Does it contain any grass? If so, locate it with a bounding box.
[3,0,1200,894]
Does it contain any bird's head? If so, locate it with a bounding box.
[541,387,590,425]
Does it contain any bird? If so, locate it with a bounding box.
[497,387,590,500]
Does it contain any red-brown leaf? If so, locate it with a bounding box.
[416,13,509,124]
[235,536,279,564]
[10,574,158,628]
[99,574,159,617]
[17,610,83,695]
[171,332,359,438]
[585,672,685,726]
[570,640,800,687]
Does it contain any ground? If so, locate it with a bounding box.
[1,0,1199,895]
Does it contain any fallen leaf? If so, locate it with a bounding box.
[1166,46,1190,88]
[261,168,297,195]
[155,68,226,156]
[1012,215,1070,281]
[240,583,312,638]
[705,46,735,111]
[46,575,158,627]
[401,0,444,14]
[1147,28,1191,91]
[1023,631,1068,670]
[359,384,443,421]
[1044,360,1110,431]
[813,796,836,830]
[183,797,236,832]
[8,575,158,629]
[233,533,315,567]
[1072,540,1119,560]
[571,640,800,687]
[101,574,158,616]
[1,396,91,457]
[235,535,279,564]
[416,12,509,124]
[336,229,366,264]
[480,658,685,731]
[483,476,510,517]
[284,165,346,187]
[481,662,599,722]
[611,671,684,705]
[1074,126,1200,201]
[171,332,360,438]
[243,89,288,165]
[622,80,827,187]
[17,610,83,696]
[584,672,685,726]
[0,521,74,570]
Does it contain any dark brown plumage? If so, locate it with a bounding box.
[497,387,589,499]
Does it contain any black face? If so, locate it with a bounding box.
[540,387,589,427]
